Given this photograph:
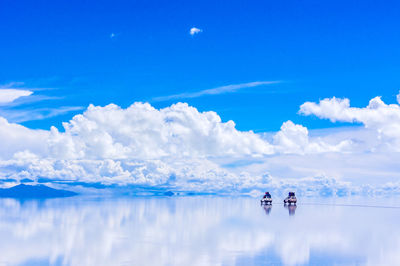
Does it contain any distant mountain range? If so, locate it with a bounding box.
[0,184,77,198]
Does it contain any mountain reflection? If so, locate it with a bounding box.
[0,197,399,265]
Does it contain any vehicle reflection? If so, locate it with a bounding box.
[284,203,297,216]
[263,204,272,215]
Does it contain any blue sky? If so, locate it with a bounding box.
[1,0,400,131]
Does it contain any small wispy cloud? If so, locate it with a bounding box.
[110,33,121,39]
[0,82,82,122]
[0,106,85,123]
[0,82,40,104]
[4,95,63,108]
[189,27,202,36]
[153,81,280,102]
[0,82,55,92]
[0,89,33,104]
[0,82,57,106]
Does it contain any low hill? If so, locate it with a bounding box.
[0,184,77,198]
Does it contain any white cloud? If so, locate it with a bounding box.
[272,120,351,154]
[189,27,202,36]
[0,89,33,104]
[153,81,279,101]
[0,117,49,159]
[0,101,351,193]
[48,102,274,160]
[0,93,399,195]
[299,91,400,151]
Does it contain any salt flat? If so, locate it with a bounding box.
[0,196,399,266]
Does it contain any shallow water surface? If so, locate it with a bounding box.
[0,196,399,265]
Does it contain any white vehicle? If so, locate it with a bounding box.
[260,192,272,205]
[283,192,297,205]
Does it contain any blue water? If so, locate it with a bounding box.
[0,196,399,265]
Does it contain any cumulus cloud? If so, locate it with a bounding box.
[0,101,354,193]
[47,102,275,160]
[0,102,273,190]
[0,117,49,159]
[153,81,279,101]
[1,101,346,162]
[273,121,351,154]
[189,27,202,36]
[0,94,399,195]
[299,91,400,151]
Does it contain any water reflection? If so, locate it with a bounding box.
[263,205,272,215]
[284,204,297,216]
[0,196,399,265]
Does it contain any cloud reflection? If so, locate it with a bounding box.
[0,197,399,265]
